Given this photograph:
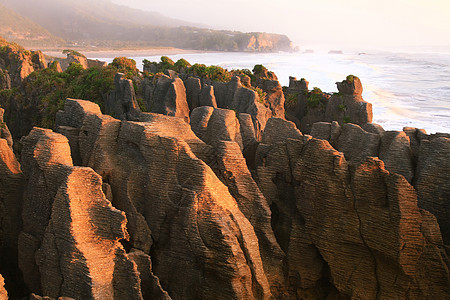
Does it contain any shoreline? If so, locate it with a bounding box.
[42,47,207,59]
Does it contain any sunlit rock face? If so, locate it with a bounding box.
[55,99,275,299]
[285,76,373,134]
[256,131,449,299]
[0,93,448,299]
[18,128,142,299]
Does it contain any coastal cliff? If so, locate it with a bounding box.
[0,41,449,299]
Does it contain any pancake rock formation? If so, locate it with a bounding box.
[0,47,449,299]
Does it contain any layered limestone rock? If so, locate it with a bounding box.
[198,85,217,108]
[284,83,330,133]
[0,274,7,300]
[415,136,450,245]
[60,53,88,70]
[403,127,428,162]
[0,42,46,87]
[0,108,13,149]
[0,135,24,296]
[190,107,243,149]
[256,79,285,118]
[128,249,171,300]
[212,76,272,140]
[144,74,190,123]
[56,98,274,299]
[36,167,142,299]
[284,76,373,133]
[262,117,302,145]
[19,128,143,299]
[379,130,414,182]
[238,113,257,149]
[310,121,450,245]
[0,68,11,90]
[184,77,202,110]
[105,73,142,121]
[256,133,450,299]
[310,122,416,180]
[325,76,372,126]
[211,141,286,297]
[334,123,380,165]
[310,121,341,145]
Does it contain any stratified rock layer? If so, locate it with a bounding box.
[415,137,450,245]
[19,128,143,299]
[285,76,373,134]
[106,73,141,121]
[144,74,190,123]
[0,274,7,300]
[256,133,450,298]
[56,99,273,299]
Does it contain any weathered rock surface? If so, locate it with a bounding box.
[198,84,217,108]
[128,249,171,300]
[238,113,257,149]
[105,73,141,121]
[36,167,142,299]
[145,75,190,123]
[257,79,285,118]
[56,99,273,299]
[18,128,143,299]
[335,123,380,165]
[415,137,450,245]
[0,68,11,90]
[286,86,330,134]
[0,108,13,149]
[0,136,24,297]
[379,130,414,182]
[0,44,46,87]
[256,133,450,299]
[285,76,373,134]
[310,121,341,145]
[325,76,372,126]
[190,107,243,149]
[211,141,286,297]
[403,127,428,162]
[53,53,88,71]
[184,77,201,110]
[262,117,302,145]
[212,76,272,140]
[0,274,7,300]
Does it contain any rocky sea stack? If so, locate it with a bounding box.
[0,39,449,299]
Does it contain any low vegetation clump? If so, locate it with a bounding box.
[252,64,268,75]
[343,116,351,123]
[306,87,324,108]
[285,93,299,109]
[251,86,267,105]
[346,75,356,82]
[232,68,255,85]
[173,58,191,72]
[110,57,139,77]
[62,49,86,58]
[0,61,128,129]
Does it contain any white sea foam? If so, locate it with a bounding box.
[92,50,450,133]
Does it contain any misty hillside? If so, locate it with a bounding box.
[0,0,293,52]
[0,0,205,40]
[0,3,64,47]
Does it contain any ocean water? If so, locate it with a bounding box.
[92,50,450,134]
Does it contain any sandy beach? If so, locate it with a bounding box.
[43,47,204,59]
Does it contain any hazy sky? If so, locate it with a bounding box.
[112,0,450,50]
